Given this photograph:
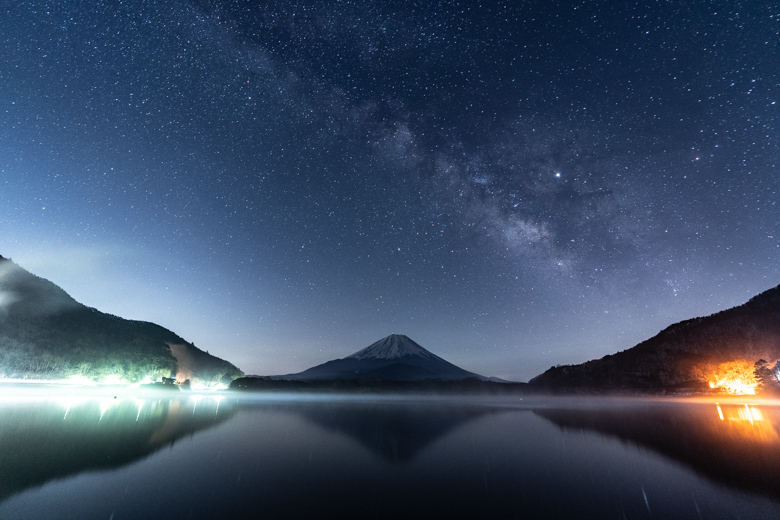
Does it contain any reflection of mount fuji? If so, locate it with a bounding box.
[287,401,499,463]
[0,393,235,502]
[535,402,780,498]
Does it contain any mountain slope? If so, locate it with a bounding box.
[279,334,484,381]
[529,284,780,392]
[0,255,242,384]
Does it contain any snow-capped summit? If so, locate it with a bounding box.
[278,334,485,381]
[346,334,441,361]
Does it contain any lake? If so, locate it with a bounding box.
[1,388,780,519]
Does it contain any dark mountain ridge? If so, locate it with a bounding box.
[529,284,780,392]
[0,255,242,384]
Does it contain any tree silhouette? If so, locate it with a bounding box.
[753,359,780,395]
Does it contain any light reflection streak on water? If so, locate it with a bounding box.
[745,404,755,425]
[57,396,91,420]
[712,402,779,442]
[57,394,227,423]
[99,398,117,421]
[188,394,224,415]
[736,404,764,424]
[62,398,76,420]
[191,394,202,414]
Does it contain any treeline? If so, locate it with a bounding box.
[529,283,780,393]
[0,306,238,384]
[0,256,242,385]
[755,359,780,395]
[0,329,176,382]
[230,376,529,394]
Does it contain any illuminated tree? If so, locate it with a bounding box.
[754,360,780,395]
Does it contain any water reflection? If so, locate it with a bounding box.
[3,396,780,519]
[535,400,780,498]
[714,403,779,442]
[279,400,500,462]
[0,392,234,501]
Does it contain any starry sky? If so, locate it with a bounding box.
[1,0,778,381]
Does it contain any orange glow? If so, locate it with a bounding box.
[707,361,758,395]
[717,404,765,424]
[714,403,778,442]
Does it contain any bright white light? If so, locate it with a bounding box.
[0,377,97,386]
[99,374,128,385]
[99,397,118,420]
[67,375,98,386]
[59,395,90,419]
[191,394,203,414]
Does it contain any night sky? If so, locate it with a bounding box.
[2,1,778,381]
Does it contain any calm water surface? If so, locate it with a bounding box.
[1,389,780,519]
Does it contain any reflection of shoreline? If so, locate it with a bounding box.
[0,394,235,502]
[276,400,505,463]
[535,401,780,498]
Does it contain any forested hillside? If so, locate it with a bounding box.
[530,284,780,393]
[0,255,242,384]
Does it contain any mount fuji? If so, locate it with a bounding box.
[277,334,486,381]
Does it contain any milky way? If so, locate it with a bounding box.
[1,1,778,380]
